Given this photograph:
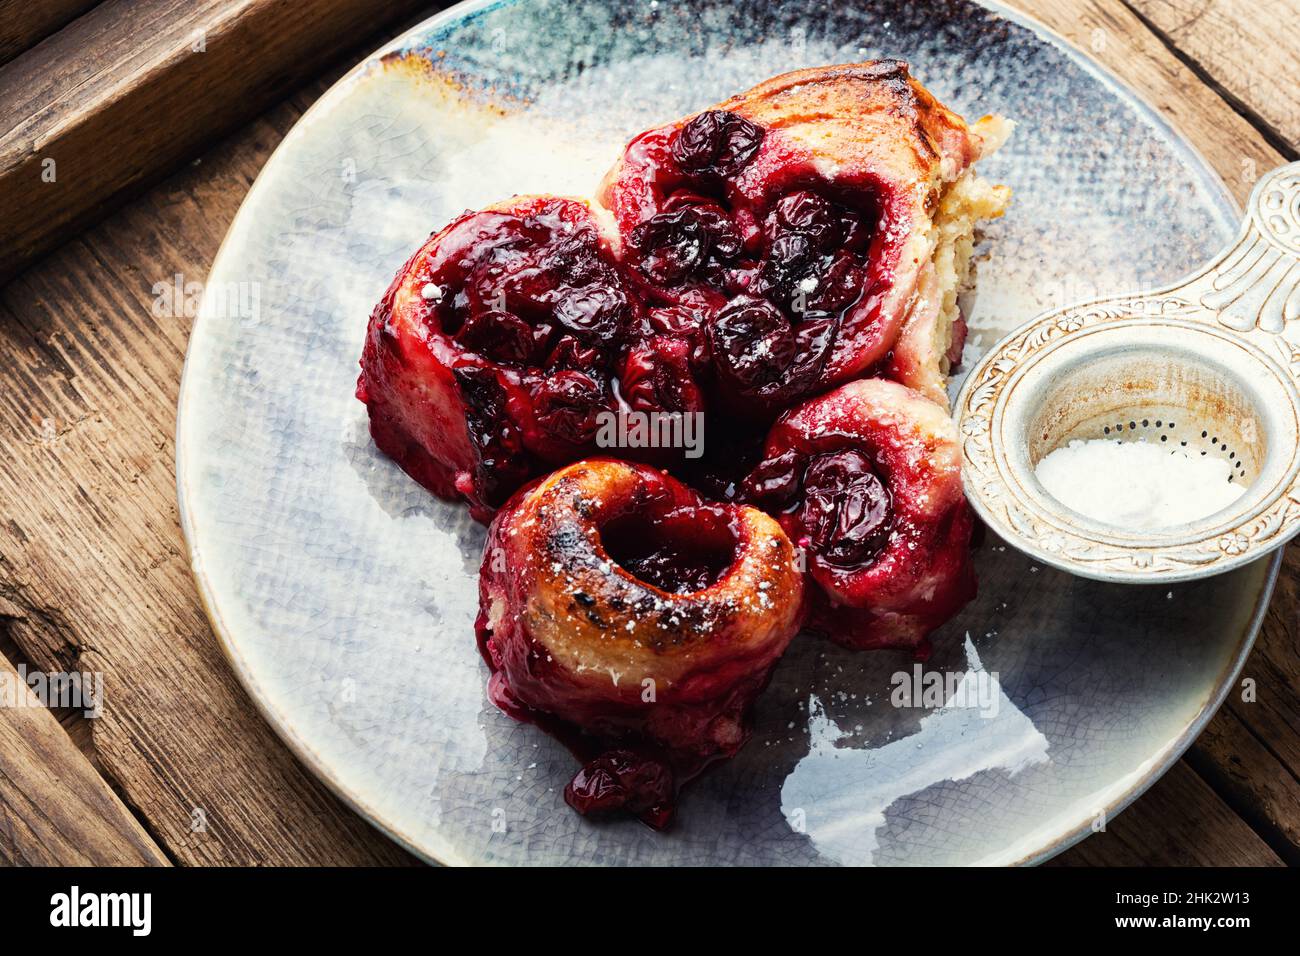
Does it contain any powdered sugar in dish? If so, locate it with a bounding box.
[1035,438,1246,528]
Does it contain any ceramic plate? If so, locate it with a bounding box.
[177,0,1278,865]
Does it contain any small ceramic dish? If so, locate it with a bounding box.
[958,162,1300,583]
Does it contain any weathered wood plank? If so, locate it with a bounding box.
[0,79,417,865]
[0,0,100,66]
[0,651,169,866]
[1187,699,1300,865]
[1014,0,1285,205]
[0,0,436,282]
[1049,761,1284,866]
[1125,0,1300,154]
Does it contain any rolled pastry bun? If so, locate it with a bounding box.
[600,59,1011,408]
[743,378,975,652]
[477,458,805,826]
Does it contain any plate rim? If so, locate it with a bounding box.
[175,0,1277,867]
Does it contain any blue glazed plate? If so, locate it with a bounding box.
[177,0,1276,865]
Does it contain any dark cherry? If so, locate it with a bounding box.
[629,209,709,284]
[614,543,722,593]
[769,190,840,252]
[552,283,628,342]
[452,363,529,505]
[687,204,743,260]
[799,449,893,565]
[782,310,840,392]
[707,297,837,407]
[759,233,814,301]
[600,507,735,594]
[740,448,805,507]
[453,309,537,365]
[805,250,862,313]
[564,749,675,827]
[545,334,604,371]
[708,296,796,391]
[533,370,609,445]
[545,234,609,287]
[620,337,703,415]
[670,110,765,178]
[644,305,711,371]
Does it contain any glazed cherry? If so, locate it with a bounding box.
[552,283,628,342]
[628,204,748,286]
[564,750,675,827]
[799,449,893,565]
[621,337,704,415]
[453,308,537,365]
[708,297,839,410]
[643,304,711,368]
[769,190,840,252]
[670,109,765,177]
[740,447,803,507]
[709,297,795,389]
[451,363,529,502]
[600,506,735,594]
[533,370,610,445]
[628,209,708,284]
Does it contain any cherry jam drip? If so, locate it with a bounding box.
[564,749,675,828]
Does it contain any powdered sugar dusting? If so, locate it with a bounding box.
[1035,438,1246,528]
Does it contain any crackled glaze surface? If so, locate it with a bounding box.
[177,0,1275,865]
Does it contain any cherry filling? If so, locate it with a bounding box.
[599,505,737,594]
[612,112,886,417]
[740,378,974,651]
[799,451,892,564]
[743,448,893,566]
[671,109,765,177]
[399,198,646,509]
[564,750,675,827]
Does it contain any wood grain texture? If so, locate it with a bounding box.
[1125,0,1300,154]
[0,653,169,866]
[0,0,435,283]
[0,0,1294,866]
[0,0,100,65]
[0,75,417,868]
[1047,762,1284,866]
[1012,0,1285,203]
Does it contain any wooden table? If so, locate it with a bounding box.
[1,0,1297,867]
